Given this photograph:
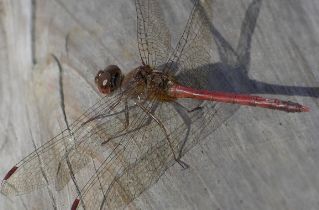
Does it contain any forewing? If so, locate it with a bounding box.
[136,0,173,67]
[0,89,136,196]
[164,0,213,76]
[1,128,75,196]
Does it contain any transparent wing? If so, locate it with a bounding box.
[71,94,238,209]
[0,87,138,196]
[135,0,173,67]
[72,96,167,209]
[164,0,213,77]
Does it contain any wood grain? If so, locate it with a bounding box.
[0,0,318,209]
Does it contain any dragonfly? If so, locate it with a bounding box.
[1,0,309,209]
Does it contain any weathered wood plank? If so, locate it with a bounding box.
[0,0,318,209]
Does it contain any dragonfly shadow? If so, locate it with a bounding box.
[193,0,318,97]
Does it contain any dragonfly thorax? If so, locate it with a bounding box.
[123,65,176,102]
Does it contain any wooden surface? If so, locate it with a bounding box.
[0,0,318,209]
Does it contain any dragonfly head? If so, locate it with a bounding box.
[95,65,123,95]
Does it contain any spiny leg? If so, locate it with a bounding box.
[100,100,130,145]
[100,102,159,145]
[135,100,189,169]
[173,101,203,164]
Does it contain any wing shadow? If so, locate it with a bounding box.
[189,0,318,97]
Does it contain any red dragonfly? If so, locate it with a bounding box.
[1,0,308,209]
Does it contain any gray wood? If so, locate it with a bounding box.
[0,0,318,209]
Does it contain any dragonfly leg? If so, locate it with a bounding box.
[177,159,189,169]
[135,100,188,169]
[124,100,130,129]
[174,101,203,113]
[101,102,159,145]
[101,100,131,145]
[173,101,204,161]
[187,106,203,113]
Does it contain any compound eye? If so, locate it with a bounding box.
[95,70,111,94]
[95,65,123,95]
